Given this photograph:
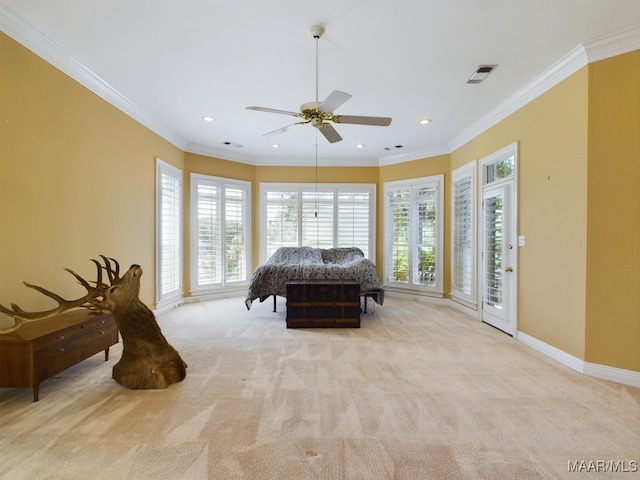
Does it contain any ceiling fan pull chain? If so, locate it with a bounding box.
[315,129,319,218]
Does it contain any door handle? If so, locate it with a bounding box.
[504,267,513,272]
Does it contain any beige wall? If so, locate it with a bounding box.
[451,68,590,359]
[585,51,640,371]
[3,28,638,374]
[0,32,183,327]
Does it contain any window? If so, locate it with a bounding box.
[484,152,515,184]
[384,175,443,294]
[483,190,504,308]
[191,174,251,293]
[260,183,376,261]
[337,191,372,251]
[451,162,477,307]
[156,159,182,306]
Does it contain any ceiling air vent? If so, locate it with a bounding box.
[384,145,404,151]
[467,65,497,84]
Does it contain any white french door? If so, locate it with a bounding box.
[481,181,516,335]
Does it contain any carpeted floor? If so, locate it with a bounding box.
[0,296,639,479]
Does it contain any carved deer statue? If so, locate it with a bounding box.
[0,256,187,389]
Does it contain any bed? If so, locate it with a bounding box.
[244,246,384,311]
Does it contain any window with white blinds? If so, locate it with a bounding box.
[483,190,504,308]
[337,191,372,250]
[191,174,250,293]
[384,175,443,293]
[260,183,376,262]
[302,191,334,249]
[265,190,299,252]
[156,159,183,306]
[451,162,477,306]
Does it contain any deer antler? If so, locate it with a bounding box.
[0,256,119,334]
[99,255,120,285]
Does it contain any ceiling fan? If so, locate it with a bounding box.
[246,25,392,144]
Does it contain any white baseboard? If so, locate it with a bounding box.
[516,332,585,373]
[517,331,640,388]
[184,289,246,303]
[153,298,184,316]
[445,301,640,388]
[154,289,246,314]
[385,289,449,305]
[448,299,481,320]
[584,362,640,388]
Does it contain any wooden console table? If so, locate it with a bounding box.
[0,309,118,401]
[286,279,360,328]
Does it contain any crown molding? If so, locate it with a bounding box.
[185,143,257,165]
[0,3,187,150]
[584,24,640,62]
[253,155,380,167]
[185,143,383,167]
[378,145,452,166]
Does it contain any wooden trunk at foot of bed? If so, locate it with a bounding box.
[285,280,360,328]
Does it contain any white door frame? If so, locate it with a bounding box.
[478,143,518,336]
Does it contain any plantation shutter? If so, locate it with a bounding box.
[452,175,473,297]
[261,184,376,261]
[195,180,222,287]
[191,174,251,293]
[413,185,438,286]
[225,186,248,283]
[384,175,443,293]
[265,191,299,259]
[483,190,504,308]
[337,191,371,258]
[387,188,410,283]
[302,191,334,248]
[156,160,182,305]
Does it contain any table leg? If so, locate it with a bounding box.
[33,384,39,402]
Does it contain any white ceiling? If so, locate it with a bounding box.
[2,1,640,166]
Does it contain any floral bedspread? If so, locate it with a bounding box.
[244,246,384,310]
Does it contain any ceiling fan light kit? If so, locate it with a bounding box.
[246,25,392,144]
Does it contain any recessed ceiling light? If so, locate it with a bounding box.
[356,144,365,149]
[202,116,215,122]
[420,118,432,125]
[272,143,280,148]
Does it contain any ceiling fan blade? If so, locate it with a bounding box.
[263,124,294,137]
[318,90,352,113]
[333,115,392,126]
[318,123,343,143]
[246,106,301,118]
[263,121,308,137]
